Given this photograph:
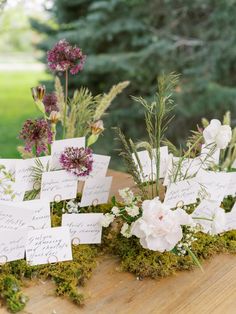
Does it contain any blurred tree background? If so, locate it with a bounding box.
[1,0,236,168]
[30,0,236,167]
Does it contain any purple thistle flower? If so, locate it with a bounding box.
[19,119,53,156]
[60,146,93,177]
[47,39,86,75]
[43,93,59,114]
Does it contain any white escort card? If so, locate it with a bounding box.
[164,178,199,208]
[50,137,85,170]
[78,154,111,181]
[195,170,231,201]
[0,159,24,201]
[226,172,236,197]
[26,226,73,266]
[191,199,226,235]
[132,146,169,182]
[200,144,220,166]
[0,203,33,231]
[0,229,27,263]
[80,176,112,207]
[62,213,103,244]
[163,155,202,186]
[0,200,51,230]
[40,170,78,202]
[15,156,50,191]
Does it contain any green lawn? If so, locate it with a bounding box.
[0,71,50,158]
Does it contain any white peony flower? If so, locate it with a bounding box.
[111,206,120,216]
[119,187,134,204]
[125,205,140,217]
[120,223,132,238]
[203,119,232,149]
[130,197,193,252]
[101,213,115,227]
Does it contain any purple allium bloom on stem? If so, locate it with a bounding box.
[43,93,59,114]
[60,146,93,177]
[19,119,53,155]
[47,39,86,75]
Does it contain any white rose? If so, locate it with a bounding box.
[125,205,140,217]
[131,197,192,252]
[101,213,115,227]
[203,119,232,149]
[120,223,132,238]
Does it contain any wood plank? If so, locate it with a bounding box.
[1,171,236,314]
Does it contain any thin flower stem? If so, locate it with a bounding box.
[63,69,68,139]
[192,216,213,222]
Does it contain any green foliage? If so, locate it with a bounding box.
[63,80,130,139]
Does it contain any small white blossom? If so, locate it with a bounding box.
[119,187,134,204]
[120,223,132,238]
[125,205,140,217]
[66,200,78,213]
[111,206,120,216]
[101,213,115,227]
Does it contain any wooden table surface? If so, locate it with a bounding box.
[1,170,236,314]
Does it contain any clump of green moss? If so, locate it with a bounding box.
[103,230,236,279]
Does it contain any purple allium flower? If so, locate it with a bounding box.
[47,39,86,75]
[43,93,59,114]
[19,119,53,156]
[60,147,93,177]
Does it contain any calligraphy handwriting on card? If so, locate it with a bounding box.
[80,177,112,207]
[0,229,27,263]
[50,137,85,170]
[62,213,103,244]
[15,156,50,191]
[0,200,51,230]
[132,147,168,182]
[26,227,72,266]
[164,179,199,208]
[195,170,231,201]
[0,203,33,231]
[78,154,111,181]
[40,170,78,202]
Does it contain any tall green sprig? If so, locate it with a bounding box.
[132,72,179,196]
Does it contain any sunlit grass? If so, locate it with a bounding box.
[0,71,50,158]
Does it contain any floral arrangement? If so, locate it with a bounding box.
[103,73,236,270]
[0,47,236,313]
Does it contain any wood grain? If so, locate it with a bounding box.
[1,171,236,314]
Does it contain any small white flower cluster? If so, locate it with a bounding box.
[119,187,135,204]
[176,226,200,256]
[120,222,132,238]
[62,199,80,213]
[101,188,141,233]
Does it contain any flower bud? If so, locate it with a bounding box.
[49,111,61,124]
[90,120,104,135]
[31,85,46,102]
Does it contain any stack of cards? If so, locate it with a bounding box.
[0,137,112,266]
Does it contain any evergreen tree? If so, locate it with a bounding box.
[31,0,236,166]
